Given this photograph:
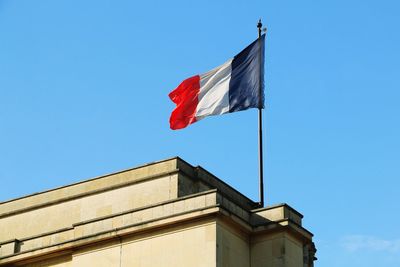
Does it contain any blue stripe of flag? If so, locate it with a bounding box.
[228,34,265,113]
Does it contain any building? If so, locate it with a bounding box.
[0,157,316,266]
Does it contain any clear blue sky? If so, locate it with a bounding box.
[1,0,399,266]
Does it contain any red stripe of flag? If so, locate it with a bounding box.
[168,75,200,130]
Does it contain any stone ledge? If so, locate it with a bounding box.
[0,190,312,267]
[1,189,307,263]
[251,203,303,226]
[0,190,220,261]
[0,207,220,266]
[0,157,260,220]
[0,157,182,217]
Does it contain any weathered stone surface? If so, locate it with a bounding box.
[0,157,316,267]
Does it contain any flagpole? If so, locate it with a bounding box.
[257,19,265,208]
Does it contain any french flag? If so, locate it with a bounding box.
[169,35,265,130]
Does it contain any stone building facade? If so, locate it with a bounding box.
[0,157,316,266]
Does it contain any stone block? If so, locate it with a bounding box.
[205,193,216,207]
[0,240,18,257]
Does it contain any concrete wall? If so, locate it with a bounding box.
[0,174,179,241]
[24,256,72,267]
[0,159,179,216]
[16,220,307,267]
[251,232,304,267]
[0,157,315,267]
[120,221,216,267]
[216,221,250,267]
[20,221,217,267]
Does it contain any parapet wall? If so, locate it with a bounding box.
[0,157,315,267]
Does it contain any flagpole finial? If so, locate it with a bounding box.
[257,19,262,37]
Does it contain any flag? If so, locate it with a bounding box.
[169,35,265,130]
